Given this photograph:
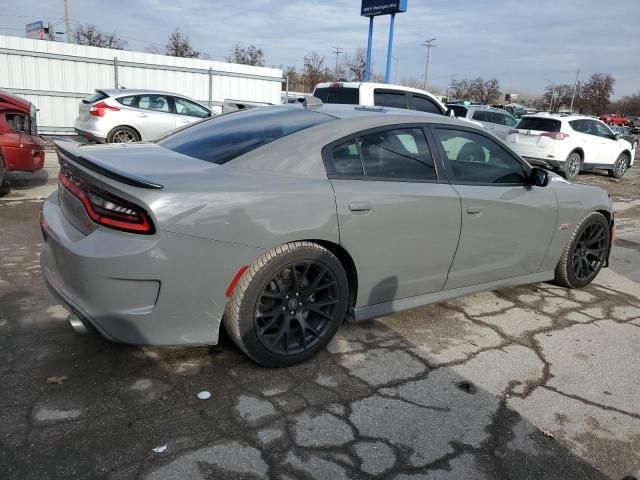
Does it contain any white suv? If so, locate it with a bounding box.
[313,82,447,116]
[506,114,635,180]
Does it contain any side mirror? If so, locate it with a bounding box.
[529,167,549,187]
[614,132,622,140]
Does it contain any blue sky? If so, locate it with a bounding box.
[1,0,639,97]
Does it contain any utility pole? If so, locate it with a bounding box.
[393,56,399,84]
[422,38,436,90]
[63,0,71,43]
[332,46,343,77]
[570,66,580,113]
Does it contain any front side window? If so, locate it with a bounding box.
[411,95,442,114]
[137,95,171,113]
[504,114,518,127]
[159,107,334,165]
[374,91,408,109]
[6,113,30,134]
[434,128,526,184]
[174,97,210,118]
[594,121,614,139]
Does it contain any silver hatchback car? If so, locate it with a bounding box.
[448,104,518,140]
[43,104,613,367]
[74,89,212,143]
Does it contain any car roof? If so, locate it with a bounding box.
[520,113,594,121]
[313,81,443,98]
[98,88,197,99]
[292,103,453,122]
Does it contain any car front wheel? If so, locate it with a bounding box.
[554,212,610,288]
[608,153,628,178]
[223,241,350,367]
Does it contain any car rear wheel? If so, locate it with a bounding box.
[0,154,10,196]
[608,153,628,178]
[223,241,350,367]
[563,152,582,181]
[107,126,140,143]
[554,212,609,288]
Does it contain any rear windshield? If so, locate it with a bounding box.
[448,105,468,118]
[83,90,109,104]
[158,107,335,164]
[516,117,561,132]
[313,87,359,105]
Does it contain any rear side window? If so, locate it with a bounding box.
[411,95,442,114]
[83,90,108,104]
[116,96,136,106]
[313,87,359,104]
[516,117,561,132]
[159,107,334,165]
[327,128,437,181]
[374,91,408,109]
[472,110,490,122]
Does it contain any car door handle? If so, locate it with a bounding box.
[466,206,484,215]
[349,202,373,213]
[137,113,148,118]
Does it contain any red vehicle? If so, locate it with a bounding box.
[599,113,631,126]
[0,91,45,189]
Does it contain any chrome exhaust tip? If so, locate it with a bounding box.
[68,313,88,335]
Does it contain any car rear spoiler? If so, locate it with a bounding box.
[222,99,274,114]
[54,139,163,190]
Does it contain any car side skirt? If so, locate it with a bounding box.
[351,271,554,322]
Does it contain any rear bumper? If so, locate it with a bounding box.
[74,127,105,143]
[74,118,107,143]
[39,191,263,346]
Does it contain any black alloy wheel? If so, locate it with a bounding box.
[254,261,339,356]
[571,221,608,282]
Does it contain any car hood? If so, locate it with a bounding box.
[0,90,33,114]
[56,141,219,188]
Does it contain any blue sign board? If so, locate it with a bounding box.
[361,0,407,17]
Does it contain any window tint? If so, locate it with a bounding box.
[569,119,590,134]
[492,112,507,125]
[515,117,561,132]
[373,91,407,109]
[174,97,210,118]
[411,95,442,114]
[328,140,364,177]
[435,128,526,184]
[116,96,136,106]
[359,128,436,180]
[472,110,491,122]
[137,95,171,113]
[313,87,359,104]
[503,114,518,127]
[159,107,334,164]
[594,121,613,139]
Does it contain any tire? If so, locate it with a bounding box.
[563,151,582,181]
[223,241,350,367]
[457,143,486,162]
[0,154,10,196]
[107,126,140,143]
[608,153,628,178]
[554,212,610,289]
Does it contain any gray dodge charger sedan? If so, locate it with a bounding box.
[40,103,614,366]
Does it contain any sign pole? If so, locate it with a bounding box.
[365,16,374,81]
[384,13,396,83]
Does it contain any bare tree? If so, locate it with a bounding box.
[73,24,127,49]
[449,78,500,104]
[144,44,163,54]
[448,78,471,100]
[165,29,200,58]
[302,51,331,92]
[227,44,265,66]
[344,48,367,81]
[580,73,615,115]
[542,83,574,112]
[401,78,442,94]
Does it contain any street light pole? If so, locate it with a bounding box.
[422,38,436,90]
[570,66,580,113]
[63,0,72,43]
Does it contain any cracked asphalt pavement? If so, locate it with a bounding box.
[1,152,639,479]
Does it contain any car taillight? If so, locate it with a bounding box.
[89,101,120,117]
[540,132,570,140]
[58,172,154,234]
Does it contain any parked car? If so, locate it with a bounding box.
[599,113,630,126]
[74,89,212,143]
[0,90,45,190]
[628,115,640,134]
[313,82,447,115]
[42,103,614,366]
[447,105,518,140]
[506,114,635,180]
[610,125,639,150]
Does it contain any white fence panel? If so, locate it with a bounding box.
[0,35,283,134]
